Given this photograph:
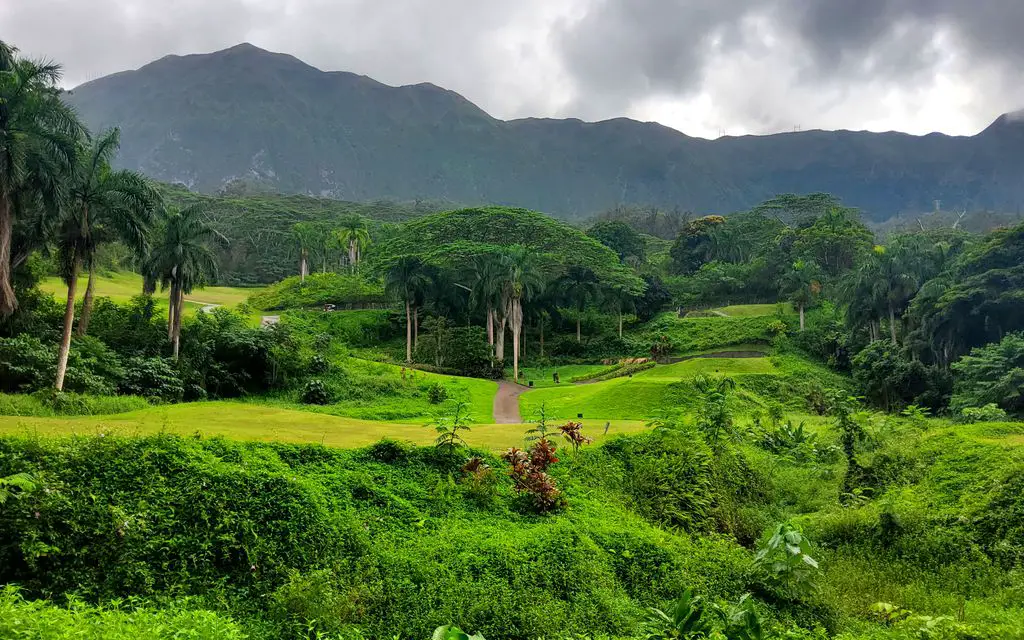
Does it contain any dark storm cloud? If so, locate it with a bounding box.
[3,0,1024,136]
[553,0,1024,128]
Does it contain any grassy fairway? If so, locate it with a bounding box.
[40,272,261,310]
[711,302,793,317]
[520,356,777,420]
[516,364,612,388]
[0,402,645,451]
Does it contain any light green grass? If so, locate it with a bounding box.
[516,364,612,388]
[520,356,777,420]
[40,272,261,311]
[0,402,645,451]
[712,302,794,317]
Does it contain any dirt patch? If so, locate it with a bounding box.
[493,381,529,424]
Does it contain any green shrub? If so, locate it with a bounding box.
[300,379,332,405]
[428,382,449,404]
[308,354,329,374]
[951,332,1024,414]
[119,357,184,403]
[249,272,385,310]
[956,403,1008,424]
[0,586,246,639]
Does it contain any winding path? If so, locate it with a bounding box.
[493,381,529,424]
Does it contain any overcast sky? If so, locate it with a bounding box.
[4,0,1023,139]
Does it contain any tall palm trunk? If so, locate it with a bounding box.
[494,310,507,363]
[404,299,412,363]
[799,304,805,331]
[618,310,623,338]
[172,287,184,360]
[576,314,581,342]
[413,305,419,351]
[54,257,80,391]
[486,306,494,348]
[167,280,178,341]
[510,298,523,381]
[889,305,898,344]
[0,193,16,316]
[348,240,357,272]
[300,250,308,282]
[76,264,97,336]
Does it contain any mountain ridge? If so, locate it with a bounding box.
[65,43,1024,219]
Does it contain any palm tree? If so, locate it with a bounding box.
[606,285,636,338]
[468,252,505,354]
[499,245,545,381]
[384,256,431,363]
[53,129,157,390]
[335,216,370,272]
[783,259,822,331]
[0,40,82,316]
[557,266,600,342]
[146,203,221,360]
[291,222,318,282]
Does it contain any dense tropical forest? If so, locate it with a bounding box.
[2,38,1024,640]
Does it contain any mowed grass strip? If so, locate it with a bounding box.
[0,402,645,451]
[712,302,794,317]
[520,356,776,420]
[40,272,262,309]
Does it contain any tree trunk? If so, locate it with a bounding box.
[76,264,97,336]
[511,299,521,382]
[413,305,419,351]
[172,288,184,361]
[576,314,581,342]
[55,258,80,391]
[486,306,494,347]
[405,299,412,363]
[618,310,623,338]
[0,193,17,316]
[300,250,308,282]
[539,320,544,357]
[889,305,898,344]
[799,304,805,331]
[167,282,177,341]
[495,312,506,362]
[348,241,357,272]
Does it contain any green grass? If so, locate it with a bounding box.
[712,302,794,317]
[40,272,262,312]
[0,401,645,451]
[519,357,778,420]
[516,364,612,388]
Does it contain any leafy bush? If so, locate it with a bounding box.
[300,379,332,405]
[0,335,54,392]
[0,392,148,417]
[0,587,246,639]
[119,357,184,403]
[752,523,820,600]
[428,382,449,404]
[950,332,1024,414]
[249,272,385,310]
[955,403,1008,424]
[308,354,329,374]
[851,341,950,412]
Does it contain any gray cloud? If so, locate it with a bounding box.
[2,0,1023,137]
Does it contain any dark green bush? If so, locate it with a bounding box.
[119,357,184,403]
[428,382,449,404]
[300,379,331,405]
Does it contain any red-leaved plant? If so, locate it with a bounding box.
[558,421,593,454]
[502,413,591,512]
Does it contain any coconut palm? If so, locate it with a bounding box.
[53,129,158,389]
[0,40,82,316]
[291,222,319,281]
[384,256,431,363]
[146,203,222,360]
[335,216,370,272]
[557,266,601,342]
[783,259,822,331]
[468,252,506,354]
[499,245,546,381]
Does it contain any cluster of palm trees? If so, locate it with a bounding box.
[292,216,370,281]
[1,41,220,388]
[385,246,630,381]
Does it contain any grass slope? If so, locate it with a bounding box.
[712,303,794,317]
[0,402,644,451]
[40,272,261,310]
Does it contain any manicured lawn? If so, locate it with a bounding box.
[516,364,612,388]
[519,356,776,420]
[40,272,262,311]
[712,303,794,317]
[0,402,645,451]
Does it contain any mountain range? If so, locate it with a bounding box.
[65,43,1024,221]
